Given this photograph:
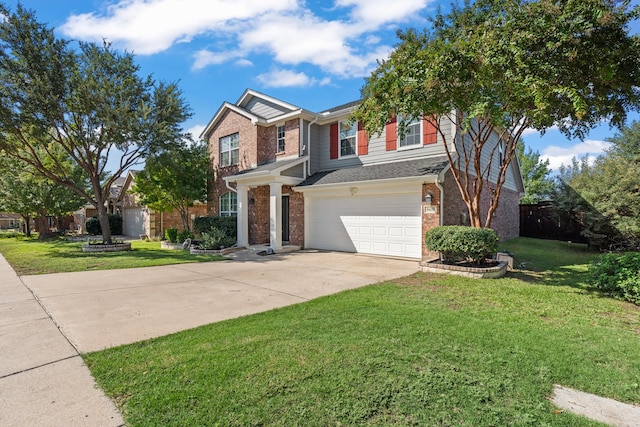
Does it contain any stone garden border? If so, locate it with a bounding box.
[81,242,132,253]
[190,246,243,255]
[420,259,508,279]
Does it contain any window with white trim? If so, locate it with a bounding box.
[499,141,505,166]
[277,125,286,153]
[398,116,421,148]
[220,192,237,217]
[220,133,239,167]
[339,120,356,157]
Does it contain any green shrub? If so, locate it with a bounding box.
[177,229,194,243]
[85,214,123,236]
[165,228,178,243]
[425,226,499,265]
[199,228,236,250]
[193,216,236,239]
[588,252,640,305]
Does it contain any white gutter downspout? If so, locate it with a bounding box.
[304,115,319,178]
[435,177,444,226]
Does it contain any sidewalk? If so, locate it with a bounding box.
[0,254,124,427]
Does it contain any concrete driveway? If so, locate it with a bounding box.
[21,250,419,353]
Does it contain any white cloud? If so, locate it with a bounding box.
[335,0,430,29]
[59,0,429,80]
[541,139,612,170]
[60,0,299,55]
[256,69,331,88]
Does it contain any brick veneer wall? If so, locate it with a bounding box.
[248,186,270,245]
[153,204,209,237]
[422,183,442,259]
[283,185,304,246]
[442,169,520,240]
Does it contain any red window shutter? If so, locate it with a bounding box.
[330,122,339,159]
[385,117,397,151]
[357,122,368,155]
[423,116,437,145]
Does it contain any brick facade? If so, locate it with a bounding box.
[283,185,304,247]
[421,183,442,259]
[248,186,270,245]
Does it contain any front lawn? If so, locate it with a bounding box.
[0,236,224,275]
[85,238,640,426]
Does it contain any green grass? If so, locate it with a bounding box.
[0,236,224,275]
[84,238,640,426]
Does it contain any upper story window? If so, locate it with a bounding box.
[277,125,286,153]
[220,133,239,167]
[339,120,357,157]
[498,141,505,166]
[398,116,421,148]
[220,192,237,217]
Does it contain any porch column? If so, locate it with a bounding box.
[236,185,249,247]
[269,182,283,251]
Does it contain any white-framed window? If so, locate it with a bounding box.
[220,192,237,217]
[499,141,505,166]
[277,125,286,153]
[398,116,422,148]
[220,133,239,167]
[339,120,357,157]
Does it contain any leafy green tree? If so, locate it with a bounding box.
[516,142,555,204]
[132,142,210,232]
[555,124,640,248]
[0,155,85,238]
[0,4,191,244]
[354,0,640,228]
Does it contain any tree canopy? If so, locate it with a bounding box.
[133,141,210,232]
[354,0,640,228]
[555,121,640,249]
[0,3,192,243]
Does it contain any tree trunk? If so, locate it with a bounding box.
[22,215,31,237]
[179,206,190,232]
[95,200,112,244]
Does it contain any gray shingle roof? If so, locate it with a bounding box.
[319,99,362,114]
[298,156,449,187]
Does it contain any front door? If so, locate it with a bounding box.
[282,195,290,243]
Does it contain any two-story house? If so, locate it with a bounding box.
[201,89,524,260]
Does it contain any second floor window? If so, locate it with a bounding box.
[399,116,421,148]
[220,192,237,217]
[339,120,356,157]
[220,133,239,167]
[277,125,285,153]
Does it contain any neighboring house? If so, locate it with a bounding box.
[74,176,127,233]
[118,170,208,238]
[201,89,524,260]
[0,213,21,230]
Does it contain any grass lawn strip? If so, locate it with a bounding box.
[0,236,224,275]
[84,238,640,426]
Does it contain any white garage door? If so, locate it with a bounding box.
[123,207,146,237]
[307,193,422,258]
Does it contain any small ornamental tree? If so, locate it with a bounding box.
[354,0,640,228]
[133,142,210,232]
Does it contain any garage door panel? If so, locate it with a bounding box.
[307,193,422,259]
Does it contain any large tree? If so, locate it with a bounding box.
[555,122,640,248]
[0,4,191,244]
[516,142,555,204]
[354,0,640,228]
[132,141,210,232]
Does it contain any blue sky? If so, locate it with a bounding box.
[6,0,640,171]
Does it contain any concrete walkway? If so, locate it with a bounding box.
[1,249,418,426]
[0,254,124,427]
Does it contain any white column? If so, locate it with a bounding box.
[236,185,249,247]
[269,182,283,251]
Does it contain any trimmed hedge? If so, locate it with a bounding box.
[588,252,640,305]
[425,226,498,265]
[193,216,236,239]
[86,214,123,236]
